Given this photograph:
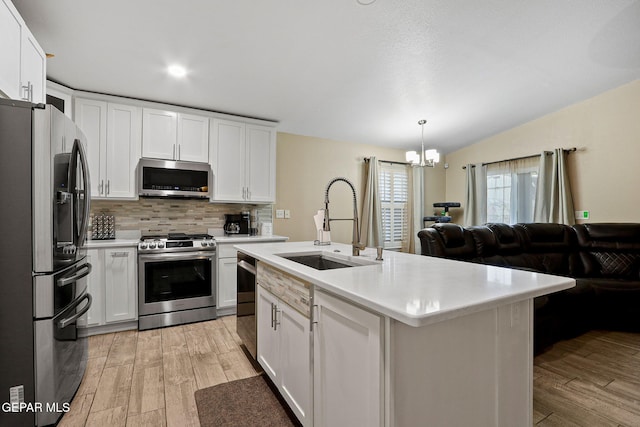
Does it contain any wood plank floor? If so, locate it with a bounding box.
[59,316,259,427]
[533,330,640,426]
[60,318,639,426]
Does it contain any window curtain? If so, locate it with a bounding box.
[534,149,575,225]
[401,164,418,253]
[463,163,487,226]
[410,166,424,254]
[360,157,382,247]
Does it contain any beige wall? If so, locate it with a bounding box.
[444,79,640,224]
[276,133,446,243]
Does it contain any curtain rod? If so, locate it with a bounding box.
[364,157,410,166]
[461,147,577,169]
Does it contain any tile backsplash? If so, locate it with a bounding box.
[90,199,273,236]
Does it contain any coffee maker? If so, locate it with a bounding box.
[224,212,251,235]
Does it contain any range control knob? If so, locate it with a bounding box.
[201,241,208,247]
[157,241,165,248]
[139,243,148,250]
[149,242,157,249]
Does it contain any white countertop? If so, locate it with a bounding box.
[216,235,288,244]
[234,241,575,327]
[84,234,288,248]
[85,238,139,248]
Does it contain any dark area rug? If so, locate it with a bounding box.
[194,375,298,427]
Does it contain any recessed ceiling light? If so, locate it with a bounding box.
[167,64,187,78]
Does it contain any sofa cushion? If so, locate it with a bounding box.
[513,223,578,276]
[574,223,640,279]
[417,224,476,260]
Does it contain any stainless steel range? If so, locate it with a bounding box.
[138,233,217,330]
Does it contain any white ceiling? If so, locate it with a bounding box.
[13,0,640,154]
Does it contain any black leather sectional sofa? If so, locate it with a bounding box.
[418,222,640,353]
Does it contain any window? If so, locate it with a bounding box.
[486,158,538,224]
[379,163,408,249]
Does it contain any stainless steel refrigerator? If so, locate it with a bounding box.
[0,98,92,426]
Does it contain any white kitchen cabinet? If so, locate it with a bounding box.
[85,249,104,327]
[142,108,208,162]
[257,284,311,426]
[20,25,46,104]
[313,289,383,427]
[0,0,46,103]
[216,243,238,313]
[75,98,141,199]
[209,119,276,203]
[177,113,209,162]
[84,246,137,329]
[103,247,137,323]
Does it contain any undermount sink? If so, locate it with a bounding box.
[276,251,378,270]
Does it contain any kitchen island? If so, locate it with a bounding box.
[234,241,575,427]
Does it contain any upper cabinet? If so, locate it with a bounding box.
[75,97,141,199]
[142,108,209,163]
[0,0,46,103]
[210,119,276,203]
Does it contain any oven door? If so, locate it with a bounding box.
[138,251,216,316]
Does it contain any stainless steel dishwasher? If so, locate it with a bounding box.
[236,252,257,359]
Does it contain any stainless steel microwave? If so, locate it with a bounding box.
[137,158,211,198]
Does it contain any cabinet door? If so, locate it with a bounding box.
[246,124,276,202]
[75,98,107,198]
[217,257,238,309]
[314,290,383,427]
[0,0,22,99]
[280,304,311,426]
[106,103,141,198]
[20,26,46,104]
[209,119,246,201]
[104,247,137,323]
[142,108,177,160]
[84,249,104,327]
[257,285,280,382]
[177,113,209,162]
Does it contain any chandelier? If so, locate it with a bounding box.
[405,119,440,167]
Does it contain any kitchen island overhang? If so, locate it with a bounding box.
[234,241,575,328]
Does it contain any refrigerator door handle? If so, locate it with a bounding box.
[70,138,91,247]
[57,293,92,329]
[57,262,92,288]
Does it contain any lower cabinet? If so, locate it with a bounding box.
[257,284,311,426]
[313,289,383,427]
[85,247,137,329]
[217,243,238,313]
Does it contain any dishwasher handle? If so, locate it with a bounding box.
[237,259,256,275]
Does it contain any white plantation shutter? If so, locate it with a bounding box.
[379,163,408,249]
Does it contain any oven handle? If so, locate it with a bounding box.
[57,293,92,329]
[138,252,215,262]
[57,262,92,288]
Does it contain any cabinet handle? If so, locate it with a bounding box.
[311,304,319,331]
[99,180,104,195]
[270,303,275,328]
[178,144,181,160]
[274,306,281,331]
[111,252,129,257]
[173,144,176,160]
[30,82,34,102]
[106,180,110,195]
[22,82,31,101]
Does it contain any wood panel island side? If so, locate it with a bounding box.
[234,241,575,427]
